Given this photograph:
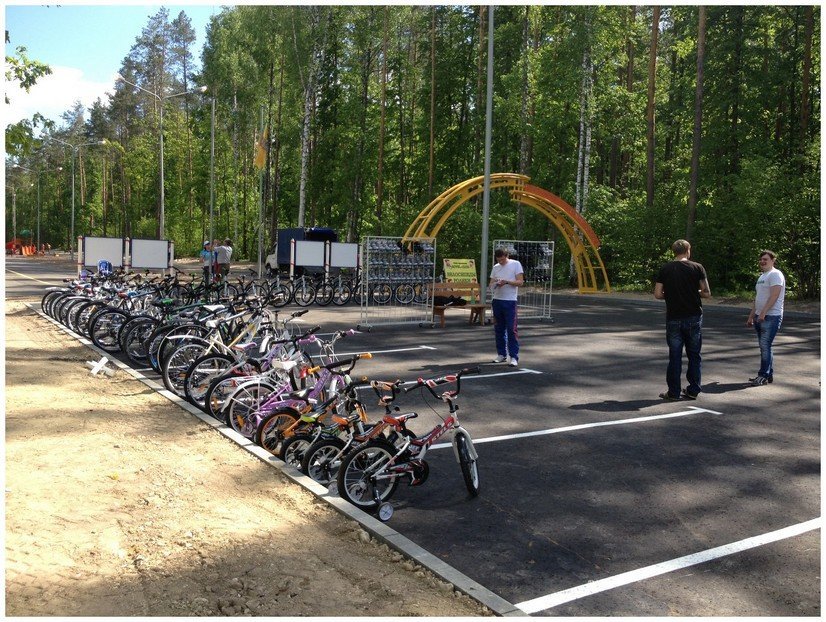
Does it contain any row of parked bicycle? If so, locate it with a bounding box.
[40,268,480,520]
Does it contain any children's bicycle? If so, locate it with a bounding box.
[335,367,480,520]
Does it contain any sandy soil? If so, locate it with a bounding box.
[4,300,491,617]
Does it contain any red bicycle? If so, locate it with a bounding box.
[336,367,480,519]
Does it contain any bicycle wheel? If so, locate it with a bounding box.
[41,290,63,316]
[336,439,399,510]
[331,283,352,306]
[370,283,393,306]
[120,317,159,366]
[279,432,315,468]
[302,437,346,485]
[162,342,208,397]
[59,296,87,327]
[394,283,416,306]
[293,282,317,307]
[315,282,334,306]
[455,434,480,497]
[255,408,301,454]
[225,380,278,436]
[158,325,211,372]
[183,353,236,409]
[89,309,130,352]
[268,284,292,307]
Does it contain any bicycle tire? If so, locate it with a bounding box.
[120,317,159,366]
[255,408,301,454]
[302,436,347,485]
[394,283,416,306]
[293,283,317,307]
[225,380,279,436]
[278,432,315,469]
[268,284,292,308]
[315,283,334,306]
[89,308,130,352]
[158,325,211,372]
[162,341,209,396]
[370,283,393,306]
[331,283,352,306]
[59,296,87,327]
[336,438,399,510]
[183,353,236,409]
[41,290,63,316]
[455,433,480,497]
[76,301,108,338]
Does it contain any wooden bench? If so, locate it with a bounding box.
[429,281,488,328]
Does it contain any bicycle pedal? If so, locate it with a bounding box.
[407,459,429,486]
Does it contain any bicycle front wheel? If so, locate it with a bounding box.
[336,439,399,510]
[455,433,480,497]
[302,437,346,485]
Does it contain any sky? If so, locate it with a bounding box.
[4,3,224,127]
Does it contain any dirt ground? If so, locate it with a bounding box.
[4,300,491,617]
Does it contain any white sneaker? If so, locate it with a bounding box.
[509,358,518,367]
[492,355,508,363]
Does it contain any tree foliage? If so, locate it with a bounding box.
[6,6,820,298]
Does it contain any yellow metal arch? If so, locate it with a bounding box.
[403,173,611,293]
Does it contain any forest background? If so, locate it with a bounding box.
[5,5,821,298]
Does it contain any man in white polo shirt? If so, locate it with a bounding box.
[746,250,785,386]
[489,247,524,367]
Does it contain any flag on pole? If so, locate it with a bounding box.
[254,126,269,170]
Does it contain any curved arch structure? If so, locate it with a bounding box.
[403,173,611,293]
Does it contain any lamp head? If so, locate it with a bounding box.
[198,85,208,93]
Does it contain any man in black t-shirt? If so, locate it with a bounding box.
[654,239,712,400]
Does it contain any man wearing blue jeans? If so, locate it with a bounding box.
[746,250,785,386]
[489,248,524,367]
[654,239,712,400]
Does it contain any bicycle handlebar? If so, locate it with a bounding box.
[306,352,372,375]
[403,366,480,397]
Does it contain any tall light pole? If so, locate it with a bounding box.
[115,73,207,240]
[48,138,105,259]
[13,164,62,253]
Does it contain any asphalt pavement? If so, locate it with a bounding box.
[6,255,821,616]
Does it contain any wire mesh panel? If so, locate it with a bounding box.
[490,239,554,321]
[358,236,436,330]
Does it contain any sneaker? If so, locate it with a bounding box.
[509,358,518,367]
[659,391,681,401]
[681,388,698,400]
[492,355,508,363]
[750,376,769,386]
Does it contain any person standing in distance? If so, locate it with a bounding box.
[654,239,712,400]
[200,241,214,282]
[489,248,524,367]
[746,250,785,386]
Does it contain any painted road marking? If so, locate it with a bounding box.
[515,518,821,614]
[430,407,719,450]
[5,269,52,285]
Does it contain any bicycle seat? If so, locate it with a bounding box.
[269,360,298,372]
[383,412,418,425]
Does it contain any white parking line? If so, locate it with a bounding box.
[430,406,721,450]
[6,269,52,285]
[515,518,821,614]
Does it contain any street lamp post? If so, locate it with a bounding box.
[115,73,207,240]
[48,138,105,259]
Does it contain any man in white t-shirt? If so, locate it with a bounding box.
[746,250,785,386]
[489,248,524,367]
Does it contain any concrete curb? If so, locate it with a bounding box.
[29,302,522,617]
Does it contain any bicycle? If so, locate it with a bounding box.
[336,366,480,520]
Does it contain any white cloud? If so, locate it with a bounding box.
[4,65,114,127]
